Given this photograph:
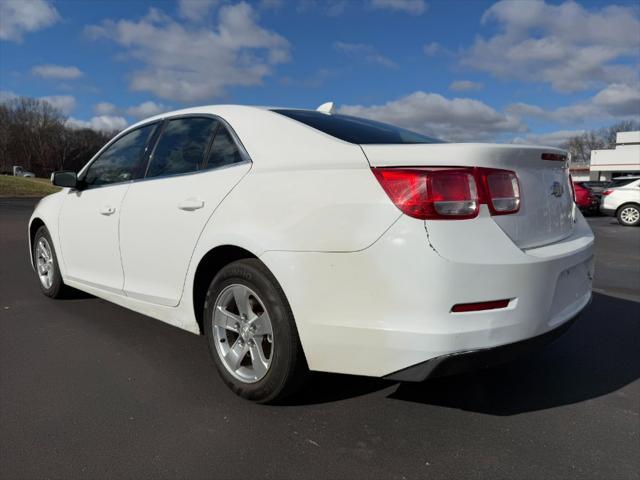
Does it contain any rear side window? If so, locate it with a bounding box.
[146,117,217,178]
[205,124,245,170]
[272,109,442,145]
[83,123,157,187]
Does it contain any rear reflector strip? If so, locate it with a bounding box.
[451,299,510,313]
[541,153,568,162]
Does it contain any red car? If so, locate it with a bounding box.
[573,182,598,213]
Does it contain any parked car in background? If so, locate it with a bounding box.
[572,182,598,214]
[13,166,35,178]
[579,181,611,194]
[28,105,594,402]
[601,178,640,226]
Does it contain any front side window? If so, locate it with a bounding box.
[205,124,245,170]
[146,117,218,178]
[83,123,157,187]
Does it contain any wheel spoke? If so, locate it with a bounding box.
[225,338,248,371]
[250,313,272,337]
[249,342,269,378]
[231,285,252,319]
[214,306,241,332]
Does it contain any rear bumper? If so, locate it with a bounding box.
[384,312,581,382]
[261,208,594,378]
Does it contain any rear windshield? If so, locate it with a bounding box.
[272,109,442,145]
[610,178,639,187]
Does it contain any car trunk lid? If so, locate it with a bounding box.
[361,143,575,249]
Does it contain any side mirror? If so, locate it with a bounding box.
[51,171,79,189]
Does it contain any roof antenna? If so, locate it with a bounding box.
[316,102,336,114]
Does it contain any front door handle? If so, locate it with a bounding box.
[178,198,205,211]
[99,205,116,216]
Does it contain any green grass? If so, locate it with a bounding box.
[0,175,61,197]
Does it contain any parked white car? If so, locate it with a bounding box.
[601,177,640,226]
[29,105,594,402]
[13,165,35,177]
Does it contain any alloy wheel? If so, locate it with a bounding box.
[620,207,639,225]
[212,284,274,383]
[36,237,54,290]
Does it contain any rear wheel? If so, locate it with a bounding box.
[33,226,69,298]
[617,204,640,226]
[204,259,307,403]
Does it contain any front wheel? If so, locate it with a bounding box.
[617,204,640,226]
[204,259,307,403]
[33,226,70,298]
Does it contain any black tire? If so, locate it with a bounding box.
[204,259,308,403]
[32,226,70,298]
[617,203,640,226]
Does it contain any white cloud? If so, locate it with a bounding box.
[0,0,60,42]
[86,3,290,102]
[296,0,347,16]
[126,101,172,119]
[40,95,76,115]
[461,0,640,92]
[511,130,586,147]
[334,42,397,68]
[178,0,218,22]
[67,115,128,132]
[507,83,640,123]
[422,41,439,56]
[370,0,428,15]
[93,102,119,115]
[32,64,83,80]
[339,91,526,142]
[449,80,483,92]
[1,91,76,115]
[0,90,17,102]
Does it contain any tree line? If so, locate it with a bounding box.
[0,96,115,177]
[562,120,640,165]
[1,95,637,177]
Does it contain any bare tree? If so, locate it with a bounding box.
[0,96,114,176]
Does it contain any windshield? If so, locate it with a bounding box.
[273,109,443,145]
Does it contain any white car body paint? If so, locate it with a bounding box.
[601,179,640,223]
[29,105,594,378]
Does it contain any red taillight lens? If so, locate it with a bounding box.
[373,167,519,220]
[483,170,520,215]
[372,168,478,219]
[569,174,576,202]
[602,189,613,196]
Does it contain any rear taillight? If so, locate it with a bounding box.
[372,167,520,220]
[602,189,613,196]
[569,174,576,202]
[482,169,520,215]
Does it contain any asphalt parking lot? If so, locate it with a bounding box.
[1,198,638,480]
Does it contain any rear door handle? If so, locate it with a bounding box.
[178,198,205,211]
[99,205,116,216]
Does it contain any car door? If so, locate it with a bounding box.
[58,122,159,293]
[119,116,251,306]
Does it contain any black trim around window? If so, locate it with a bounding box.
[77,113,252,190]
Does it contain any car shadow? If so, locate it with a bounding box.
[388,292,640,415]
[278,372,395,406]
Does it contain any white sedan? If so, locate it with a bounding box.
[29,105,594,402]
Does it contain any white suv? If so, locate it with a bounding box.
[29,105,594,402]
[601,177,640,226]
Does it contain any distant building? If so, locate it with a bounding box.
[589,131,640,181]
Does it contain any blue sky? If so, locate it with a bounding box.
[1,0,639,144]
